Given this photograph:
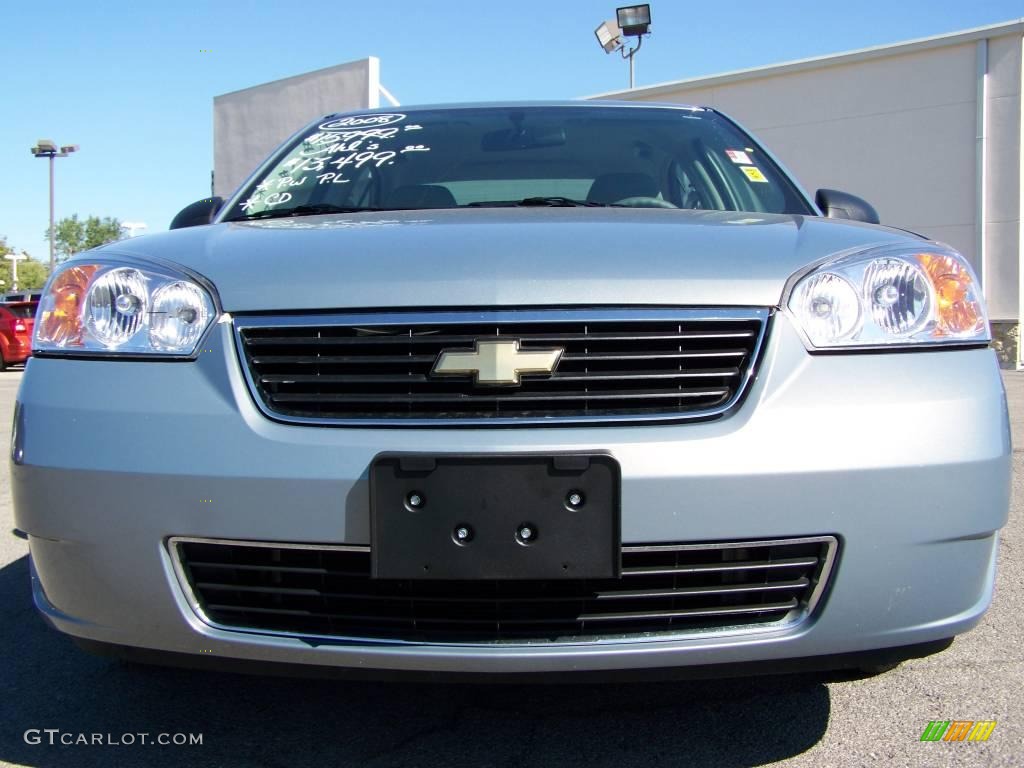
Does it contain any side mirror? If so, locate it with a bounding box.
[170,197,224,230]
[815,189,879,225]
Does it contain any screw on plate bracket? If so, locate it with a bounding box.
[565,490,585,509]
[516,524,537,545]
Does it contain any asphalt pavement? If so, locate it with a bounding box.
[0,367,1021,768]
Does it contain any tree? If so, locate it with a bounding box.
[0,236,49,291]
[46,214,123,262]
[11,259,49,290]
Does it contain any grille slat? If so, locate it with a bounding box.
[258,369,739,385]
[621,556,821,576]
[577,600,799,623]
[594,578,809,599]
[268,388,732,404]
[254,355,438,366]
[243,330,757,347]
[176,537,835,643]
[563,350,747,362]
[237,310,766,424]
[192,577,810,603]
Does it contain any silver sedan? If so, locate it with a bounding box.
[13,102,1010,679]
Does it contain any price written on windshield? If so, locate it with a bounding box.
[286,150,398,176]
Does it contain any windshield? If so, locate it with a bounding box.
[4,303,37,319]
[224,106,813,220]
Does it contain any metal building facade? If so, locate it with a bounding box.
[213,58,386,199]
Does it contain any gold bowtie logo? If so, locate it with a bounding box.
[432,340,563,386]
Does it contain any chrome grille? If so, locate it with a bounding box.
[235,309,768,426]
[172,536,836,644]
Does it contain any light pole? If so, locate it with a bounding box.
[595,5,652,89]
[30,139,78,274]
[4,251,27,292]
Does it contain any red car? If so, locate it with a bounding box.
[0,301,37,369]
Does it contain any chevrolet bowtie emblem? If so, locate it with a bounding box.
[432,340,563,386]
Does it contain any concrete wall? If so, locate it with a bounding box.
[591,28,1023,323]
[213,58,379,197]
[986,35,1022,322]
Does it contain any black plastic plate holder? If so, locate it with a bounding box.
[370,453,621,580]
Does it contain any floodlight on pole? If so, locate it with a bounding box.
[30,139,78,274]
[616,4,651,35]
[595,20,622,54]
[594,5,652,89]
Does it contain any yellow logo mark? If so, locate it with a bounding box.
[967,721,997,741]
[433,339,562,385]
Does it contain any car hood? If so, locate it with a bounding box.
[99,208,922,312]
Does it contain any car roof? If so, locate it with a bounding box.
[320,101,710,122]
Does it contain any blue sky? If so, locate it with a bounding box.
[3,0,1021,262]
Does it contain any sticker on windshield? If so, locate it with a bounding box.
[725,149,752,165]
[739,166,768,183]
[319,113,406,131]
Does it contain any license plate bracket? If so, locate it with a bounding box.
[370,453,620,580]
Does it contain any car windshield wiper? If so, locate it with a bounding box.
[223,204,394,222]
[466,197,609,208]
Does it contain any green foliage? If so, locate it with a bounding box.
[46,214,123,261]
[0,235,49,290]
[11,259,49,290]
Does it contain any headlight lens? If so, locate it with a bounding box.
[792,272,861,345]
[150,281,214,351]
[35,261,216,356]
[786,243,989,349]
[83,268,149,348]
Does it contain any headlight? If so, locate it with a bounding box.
[786,243,989,349]
[34,261,216,357]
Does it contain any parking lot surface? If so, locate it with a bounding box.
[0,367,1020,767]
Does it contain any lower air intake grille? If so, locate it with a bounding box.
[234,309,768,426]
[174,537,836,644]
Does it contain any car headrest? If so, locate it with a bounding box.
[586,173,659,204]
[387,185,456,209]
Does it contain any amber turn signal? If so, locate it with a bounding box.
[36,265,99,348]
[917,252,985,338]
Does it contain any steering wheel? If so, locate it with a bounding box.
[612,197,678,209]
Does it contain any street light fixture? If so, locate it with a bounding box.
[616,4,651,36]
[30,139,79,274]
[4,251,28,291]
[121,222,148,238]
[594,4,652,89]
[595,19,622,54]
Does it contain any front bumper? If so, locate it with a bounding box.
[12,313,1011,674]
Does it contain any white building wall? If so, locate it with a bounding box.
[213,58,379,198]
[985,35,1022,322]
